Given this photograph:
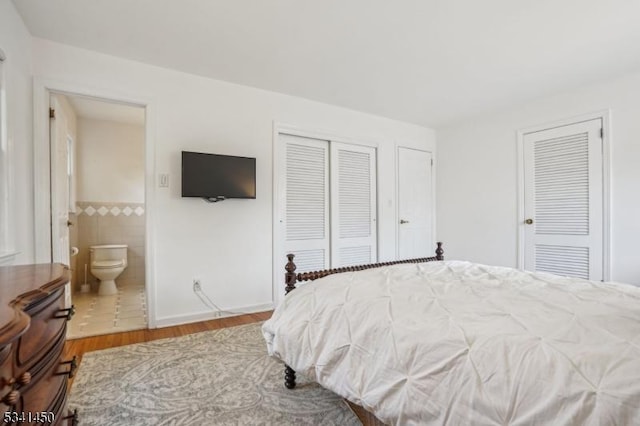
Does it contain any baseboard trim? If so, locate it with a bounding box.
[0,251,20,265]
[154,302,274,328]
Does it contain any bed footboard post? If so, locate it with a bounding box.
[284,365,296,389]
[285,253,297,294]
[436,242,444,260]
[284,254,298,389]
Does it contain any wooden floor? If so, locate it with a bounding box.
[63,310,384,425]
[63,310,272,375]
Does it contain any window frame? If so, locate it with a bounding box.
[0,49,17,264]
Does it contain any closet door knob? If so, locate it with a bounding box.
[400,219,410,224]
[524,218,534,225]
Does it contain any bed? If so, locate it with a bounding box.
[262,243,640,425]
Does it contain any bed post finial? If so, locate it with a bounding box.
[285,253,297,294]
[435,242,444,261]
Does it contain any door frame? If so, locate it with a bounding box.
[516,110,611,280]
[33,77,158,328]
[395,146,436,259]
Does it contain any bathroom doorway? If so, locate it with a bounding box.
[49,92,148,339]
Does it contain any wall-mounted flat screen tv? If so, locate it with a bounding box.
[181,151,256,201]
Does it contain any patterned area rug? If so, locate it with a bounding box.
[68,323,360,425]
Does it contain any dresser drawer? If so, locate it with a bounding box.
[4,325,69,426]
[16,359,67,426]
[1,345,13,422]
[0,264,70,426]
[15,288,66,373]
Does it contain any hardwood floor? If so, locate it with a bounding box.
[63,310,384,425]
[63,310,273,377]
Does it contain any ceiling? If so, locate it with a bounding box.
[13,0,640,128]
[65,95,145,126]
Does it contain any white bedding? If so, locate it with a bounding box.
[262,261,640,425]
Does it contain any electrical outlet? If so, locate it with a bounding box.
[193,279,201,292]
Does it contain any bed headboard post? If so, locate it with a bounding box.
[285,253,297,294]
[436,242,444,261]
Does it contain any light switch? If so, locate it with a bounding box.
[159,174,169,188]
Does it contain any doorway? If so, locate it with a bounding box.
[49,92,148,338]
[519,115,610,281]
[397,147,434,259]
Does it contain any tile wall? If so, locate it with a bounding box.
[74,201,145,291]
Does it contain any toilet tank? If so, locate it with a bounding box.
[90,244,128,266]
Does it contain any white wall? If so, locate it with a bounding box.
[31,38,435,325]
[437,71,640,285]
[0,0,33,265]
[77,118,145,203]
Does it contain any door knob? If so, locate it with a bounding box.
[524,218,534,225]
[400,219,410,224]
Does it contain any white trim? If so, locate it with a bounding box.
[154,302,274,328]
[0,57,13,258]
[516,129,526,270]
[516,110,611,281]
[271,122,280,305]
[33,79,50,263]
[143,102,158,328]
[32,77,158,328]
[0,251,19,265]
[602,112,612,282]
[395,146,437,260]
[274,122,380,148]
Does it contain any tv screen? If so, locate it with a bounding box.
[181,151,256,200]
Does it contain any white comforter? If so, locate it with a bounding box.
[262,261,640,425]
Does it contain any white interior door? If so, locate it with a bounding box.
[50,94,72,308]
[50,94,70,267]
[278,133,331,273]
[523,119,603,280]
[398,147,433,259]
[330,142,377,267]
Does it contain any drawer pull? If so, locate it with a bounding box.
[1,371,31,388]
[0,371,31,407]
[63,409,79,426]
[58,356,78,378]
[55,305,76,321]
[16,371,31,386]
[1,389,19,406]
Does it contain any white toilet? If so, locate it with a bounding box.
[90,244,128,296]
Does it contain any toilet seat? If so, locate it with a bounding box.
[92,260,125,269]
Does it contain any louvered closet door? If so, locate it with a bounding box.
[330,143,377,267]
[280,134,331,273]
[523,119,603,280]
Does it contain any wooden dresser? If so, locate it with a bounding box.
[1,264,77,425]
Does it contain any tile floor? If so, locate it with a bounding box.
[67,283,147,339]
